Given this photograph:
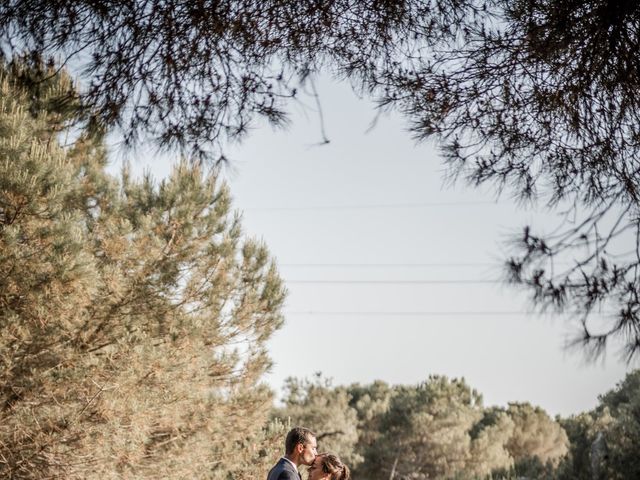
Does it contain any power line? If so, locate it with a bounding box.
[285,279,501,285]
[279,262,499,268]
[244,200,498,211]
[284,310,614,316]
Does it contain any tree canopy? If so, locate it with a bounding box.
[277,375,575,480]
[274,371,640,480]
[0,1,638,358]
[0,61,286,478]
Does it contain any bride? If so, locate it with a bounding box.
[307,453,350,480]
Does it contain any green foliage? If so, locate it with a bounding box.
[503,403,568,465]
[468,408,515,478]
[274,371,640,480]
[555,413,599,480]
[491,456,558,480]
[529,370,640,480]
[356,376,512,480]
[346,380,395,464]
[277,375,591,480]
[590,370,640,479]
[0,62,286,479]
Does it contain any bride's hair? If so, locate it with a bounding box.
[317,453,350,480]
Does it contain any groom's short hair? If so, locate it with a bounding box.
[285,426,315,454]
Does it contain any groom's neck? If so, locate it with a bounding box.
[284,453,300,468]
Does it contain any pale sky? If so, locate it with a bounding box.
[115,75,635,418]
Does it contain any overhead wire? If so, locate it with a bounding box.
[278,262,499,267]
[284,310,615,316]
[243,200,498,211]
[285,279,501,284]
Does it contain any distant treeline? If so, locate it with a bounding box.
[274,371,640,480]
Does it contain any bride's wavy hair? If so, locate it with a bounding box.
[317,453,350,480]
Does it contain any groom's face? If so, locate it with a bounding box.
[299,435,318,466]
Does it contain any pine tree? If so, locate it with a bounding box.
[353,376,569,480]
[503,403,568,466]
[346,380,395,470]
[358,376,487,480]
[0,61,286,479]
[588,370,640,479]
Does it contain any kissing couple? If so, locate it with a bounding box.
[267,426,350,480]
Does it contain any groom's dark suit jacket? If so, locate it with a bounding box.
[267,458,301,480]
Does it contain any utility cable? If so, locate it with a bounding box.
[278,262,499,268]
[285,279,501,285]
[244,200,497,211]
[284,310,615,316]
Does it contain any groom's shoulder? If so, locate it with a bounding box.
[267,458,298,480]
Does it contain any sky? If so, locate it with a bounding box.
[115,75,636,418]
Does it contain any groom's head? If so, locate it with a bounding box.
[285,426,317,466]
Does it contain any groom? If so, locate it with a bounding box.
[267,426,318,480]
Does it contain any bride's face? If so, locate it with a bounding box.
[307,458,329,480]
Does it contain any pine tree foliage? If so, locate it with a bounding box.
[277,376,572,480]
[277,372,640,480]
[468,408,515,477]
[0,0,460,160]
[503,403,568,465]
[0,1,638,360]
[587,370,640,479]
[1,1,637,360]
[554,413,598,480]
[554,370,640,480]
[0,62,286,479]
[341,0,640,362]
[346,380,395,465]
[355,376,513,480]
